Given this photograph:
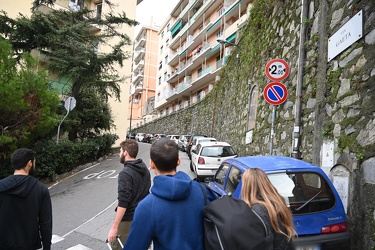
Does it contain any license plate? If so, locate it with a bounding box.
[296,245,321,250]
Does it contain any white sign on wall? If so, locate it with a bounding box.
[328,10,363,61]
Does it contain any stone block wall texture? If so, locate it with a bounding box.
[136,0,374,248]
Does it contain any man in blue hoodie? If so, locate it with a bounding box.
[0,148,52,250]
[123,137,217,250]
[108,139,151,249]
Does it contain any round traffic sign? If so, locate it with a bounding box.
[265,59,290,81]
[263,82,288,105]
[64,96,76,111]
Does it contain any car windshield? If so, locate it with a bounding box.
[267,172,336,215]
[201,146,236,157]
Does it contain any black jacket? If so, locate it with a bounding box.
[0,175,52,250]
[118,159,151,221]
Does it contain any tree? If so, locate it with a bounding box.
[0,38,60,158]
[0,1,137,140]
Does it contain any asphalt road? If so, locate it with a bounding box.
[49,142,195,249]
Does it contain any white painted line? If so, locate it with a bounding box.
[51,234,64,244]
[62,199,118,238]
[48,163,100,189]
[66,244,92,250]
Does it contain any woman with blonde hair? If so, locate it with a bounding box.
[241,168,296,249]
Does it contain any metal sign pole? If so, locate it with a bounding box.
[56,97,73,144]
[270,105,276,155]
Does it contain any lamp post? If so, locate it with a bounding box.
[217,38,241,62]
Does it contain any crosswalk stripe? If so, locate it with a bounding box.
[52,235,64,244]
[66,244,92,250]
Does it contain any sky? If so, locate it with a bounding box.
[134,0,179,35]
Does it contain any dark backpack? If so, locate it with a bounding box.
[202,194,273,250]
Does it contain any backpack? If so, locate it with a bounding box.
[202,193,273,250]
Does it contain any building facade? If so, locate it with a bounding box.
[155,0,253,117]
[129,25,159,130]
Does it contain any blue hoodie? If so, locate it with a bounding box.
[123,171,216,250]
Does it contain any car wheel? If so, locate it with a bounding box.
[190,161,194,172]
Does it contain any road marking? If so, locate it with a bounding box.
[66,244,92,250]
[62,200,117,238]
[48,163,100,189]
[52,235,64,244]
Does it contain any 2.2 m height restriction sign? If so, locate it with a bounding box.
[265,58,290,81]
[263,82,288,106]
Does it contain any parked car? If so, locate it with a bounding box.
[166,135,180,144]
[190,141,237,180]
[142,133,154,143]
[190,137,216,156]
[208,156,350,249]
[178,135,191,152]
[151,133,166,144]
[187,135,207,159]
[135,133,145,142]
[126,132,136,139]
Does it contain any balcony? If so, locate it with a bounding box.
[134,48,145,64]
[134,83,143,94]
[132,71,144,85]
[135,36,146,50]
[166,79,193,102]
[134,60,144,74]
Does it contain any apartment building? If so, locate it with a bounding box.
[0,0,136,144]
[155,0,253,116]
[129,25,159,129]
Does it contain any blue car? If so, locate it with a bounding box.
[208,156,350,249]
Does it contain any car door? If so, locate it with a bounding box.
[191,144,201,171]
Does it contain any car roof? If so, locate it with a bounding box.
[223,155,320,173]
[196,137,216,141]
[198,141,231,147]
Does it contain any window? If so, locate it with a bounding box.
[166,39,169,47]
[161,31,164,38]
[69,0,83,11]
[247,85,259,131]
[268,172,336,215]
[226,166,242,194]
[160,46,163,54]
[216,29,223,38]
[164,72,167,81]
[167,24,170,31]
[159,61,162,70]
[197,67,202,77]
[213,163,230,188]
[95,3,102,19]
[217,6,225,16]
[158,77,161,85]
[165,55,168,64]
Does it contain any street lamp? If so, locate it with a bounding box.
[217,38,241,61]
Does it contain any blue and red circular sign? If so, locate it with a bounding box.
[263,82,288,105]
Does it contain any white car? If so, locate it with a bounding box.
[190,137,216,156]
[167,135,180,144]
[190,141,237,181]
[135,133,145,142]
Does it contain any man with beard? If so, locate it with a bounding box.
[0,148,52,249]
[107,139,151,249]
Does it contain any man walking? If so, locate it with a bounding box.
[107,139,151,249]
[123,138,217,250]
[0,148,53,249]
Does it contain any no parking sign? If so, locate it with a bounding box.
[263,82,288,106]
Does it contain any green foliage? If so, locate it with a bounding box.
[0,3,137,141]
[0,134,118,180]
[0,38,60,158]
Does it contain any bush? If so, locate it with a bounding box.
[0,134,118,180]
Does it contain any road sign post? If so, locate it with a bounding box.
[57,97,77,143]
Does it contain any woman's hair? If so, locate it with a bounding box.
[241,168,296,240]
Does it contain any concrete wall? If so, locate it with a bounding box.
[135,0,375,248]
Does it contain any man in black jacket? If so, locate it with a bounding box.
[0,148,53,249]
[107,139,151,249]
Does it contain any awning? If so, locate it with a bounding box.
[171,20,182,36]
[225,2,240,16]
[207,19,220,33]
[205,44,220,57]
[227,33,236,43]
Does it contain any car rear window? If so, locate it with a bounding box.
[268,172,336,215]
[201,146,236,157]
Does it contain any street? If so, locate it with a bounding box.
[49,142,195,249]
